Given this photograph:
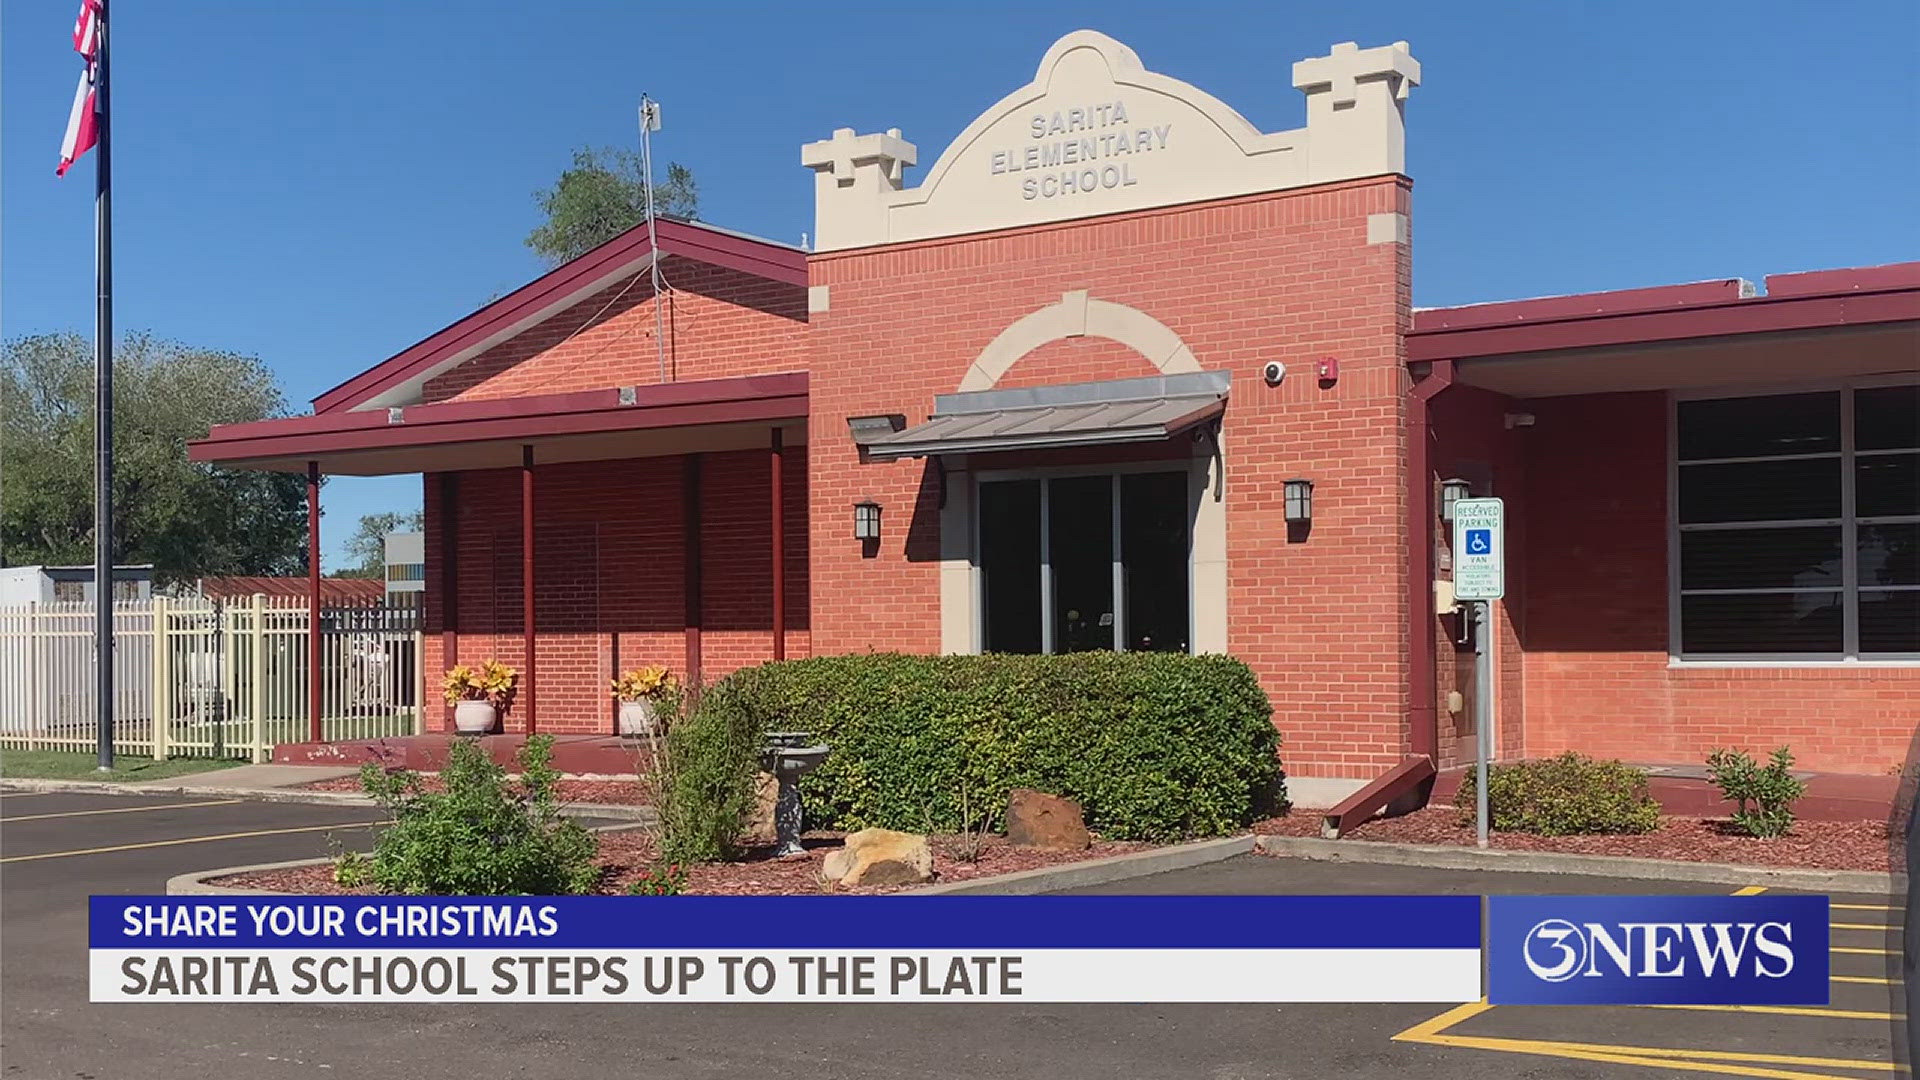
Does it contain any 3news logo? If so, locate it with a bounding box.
[1488,895,1830,1005]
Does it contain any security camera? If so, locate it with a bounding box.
[1262,361,1286,387]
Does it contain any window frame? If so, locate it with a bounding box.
[1668,375,1920,666]
[972,462,1196,656]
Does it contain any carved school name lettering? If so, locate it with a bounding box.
[988,100,1171,200]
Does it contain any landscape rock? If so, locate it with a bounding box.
[741,771,779,847]
[821,827,934,887]
[1006,788,1091,851]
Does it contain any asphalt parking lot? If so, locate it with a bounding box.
[1,788,1906,1079]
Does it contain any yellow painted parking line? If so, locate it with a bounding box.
[1388,1000,1491,1042]
[0,821,380,863]
[1833,974,1898,986]
[1834,922,1899,932]
[1835,946,1900,956]
[1652,1003,1903,1021]
[1416,1032,1897,1079]
[1465,1033,1906,1073]
[1732,886,1770,896]
[0,798,244,823]
[1834,903,1899,912]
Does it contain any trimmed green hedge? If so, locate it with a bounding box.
[702,652,1284,842]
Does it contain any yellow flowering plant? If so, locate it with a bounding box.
[442,659,517,708]
[611,665,676,702]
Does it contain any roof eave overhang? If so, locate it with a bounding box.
[1409,279,1920,365]
[192,371,808,471]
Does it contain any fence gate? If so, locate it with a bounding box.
[0,596,423,761]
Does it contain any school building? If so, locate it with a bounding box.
[192,31,1918,809]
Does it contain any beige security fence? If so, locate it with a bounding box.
[0,596,424,761]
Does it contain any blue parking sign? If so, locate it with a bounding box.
[1465,528,1491,555]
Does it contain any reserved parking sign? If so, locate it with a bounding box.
[1451,497,1505,601]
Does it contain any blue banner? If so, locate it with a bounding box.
[1488,895,1830,1005]
[95,895,1482,951]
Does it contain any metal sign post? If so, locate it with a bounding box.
[1452,497,1505,849]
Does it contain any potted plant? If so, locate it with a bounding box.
[444,660,516,735]
[611,665,675,736]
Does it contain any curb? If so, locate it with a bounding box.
[168,821,650,896]
[1255,834,1906,894]
[906,836,1257,895]
[0,778,654,823]
[169,857,331,895]
[170,835,1257,897]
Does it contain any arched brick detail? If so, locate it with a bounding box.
[957,290,1201,392]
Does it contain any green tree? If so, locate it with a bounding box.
[334,510,423,579]
[0,332,308,586]
[525,146,698,265]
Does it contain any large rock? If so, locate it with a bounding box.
[741,771,780,847]
[1006,788,1091,851]
[821,827,934,888]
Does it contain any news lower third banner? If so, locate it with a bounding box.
[91,894,1830,1005]
[94,896,1478,1003]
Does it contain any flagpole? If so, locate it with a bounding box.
[93,3,114,771]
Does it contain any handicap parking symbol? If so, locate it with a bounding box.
[1465,528,1492,555]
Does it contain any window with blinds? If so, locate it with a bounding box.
[1675,383,1919,659]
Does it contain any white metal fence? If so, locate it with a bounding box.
[0,596,424,761]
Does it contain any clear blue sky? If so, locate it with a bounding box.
[5,2,1916,570]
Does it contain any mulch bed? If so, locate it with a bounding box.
[213,830,1153,896]
[1254,807,1901,873]
[298,775,648,806]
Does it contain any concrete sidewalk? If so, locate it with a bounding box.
[0,769,654,822]
[133,763,358,789]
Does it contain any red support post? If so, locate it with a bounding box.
[306,461,322,743]
[438,472,460,732]
[683,454,703,692]
[521,444,537,734]
[1405,360,1454,762]
[770,428,785,662]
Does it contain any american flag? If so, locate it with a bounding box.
[57,0,104,176]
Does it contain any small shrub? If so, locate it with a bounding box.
[332,850,371,888]
[645,686,768,864]
[358,734,599,895]
[701,652,1282,842]
[1706,746,1805,838]
[940,781,994,864]
[625,863,688,896]
[1454,752,1660,836]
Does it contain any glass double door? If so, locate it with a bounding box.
[978,471,1191,654]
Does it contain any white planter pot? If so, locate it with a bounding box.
[454,699,497,735]
[617,699,658,736]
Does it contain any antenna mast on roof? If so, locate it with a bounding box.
[639,95,666,384]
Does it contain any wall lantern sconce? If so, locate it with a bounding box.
[853,500,882,541]
[1283,479,1314,525]
[1439,478,1471,524]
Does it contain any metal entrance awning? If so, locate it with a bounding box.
[857,370,1229,460]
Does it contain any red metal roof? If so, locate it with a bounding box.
[308,217,807,416]
[191,372,808,470]
[197,576,385,604]
[1409,261,1920,363]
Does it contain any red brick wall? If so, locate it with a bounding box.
[419,447,810,734]
[422,257,807,403]
[1519,391,1919,774]
[806,179,1414,778]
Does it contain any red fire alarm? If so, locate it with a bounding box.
[1316,357,1339,383]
